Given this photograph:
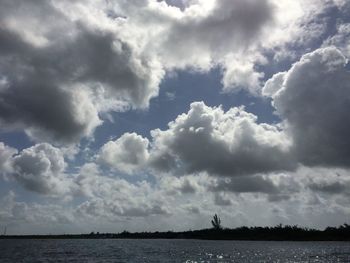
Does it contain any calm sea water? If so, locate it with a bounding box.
[0,239,349,262]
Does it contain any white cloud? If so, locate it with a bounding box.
[0,191,76,234]
[75,163,170,219]
[121,0,326,91]
[2,0,350,233]
[12,143,73,195]
[149,101,294,176]
[158,174,205,195]
[222,55,265,93]
[77,198,170,219]
[264,47,350,167]
[323,23,350,57]
[98,133,149,174]
[0,142,17,174]
[0,0,164,144]
[0,0,341,145]
[262,72,286,97]
[214,193,233,206]
[2,163,350,233]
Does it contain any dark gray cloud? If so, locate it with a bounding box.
[178,179,198,194]
[162,0,187,10]
[115,0,320,91]
[323,23,350,57]
[3,0,350,233]
[214,193,233,206]
[209,176,280,194]
[0,0,163,144]
[159,176,202,196]
[267,194,291,202]
[306,170,350,195]
[265,47,350,168]
[161,0,275,65]
[98,47,350,204]
[309,181,348,195]
[149,102,295,177]
[0,0,334,145]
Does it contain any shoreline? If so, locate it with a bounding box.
[1,237,350,242]
[1,224,350,241]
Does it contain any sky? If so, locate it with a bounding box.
[1,0,350,235]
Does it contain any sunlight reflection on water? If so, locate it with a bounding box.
[0,239,349,262]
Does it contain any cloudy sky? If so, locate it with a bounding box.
[1,0,350,235]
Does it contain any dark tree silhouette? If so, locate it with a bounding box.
[211,214,222,230]
[2,223,350,240]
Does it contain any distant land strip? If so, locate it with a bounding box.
[1,224,350,241]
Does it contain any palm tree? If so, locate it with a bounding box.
[211,214,222,230]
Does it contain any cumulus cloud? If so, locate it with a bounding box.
[323,23,350,57]
[157,0,274,65]
[77,198,169,219]
[306,168,350,196]
[93,46,350,209]
[214,193,233,206]
[309,181,348,195]
[75,163,170,219]
[0,0,164,144]
[182,204,201,214]
[0,1,101,143]
[98,133,149,174]
[0,191,75,234]
[12,143,73,195]
[278,167,350,203]
[118,0,328,91]
[264,47,350,168]
[0,0,336,145]
[149,101,295,176]
[159,175,204,195]
[222,57,265,93]
[209,176,280,194]
[3,0,350,233]
[3,163,350,232]
[0,142,17,174]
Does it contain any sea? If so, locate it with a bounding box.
[0,239,349,262]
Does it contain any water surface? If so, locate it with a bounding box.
[0,239,349,262]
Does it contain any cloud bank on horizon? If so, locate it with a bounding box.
[1,0,350,234]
